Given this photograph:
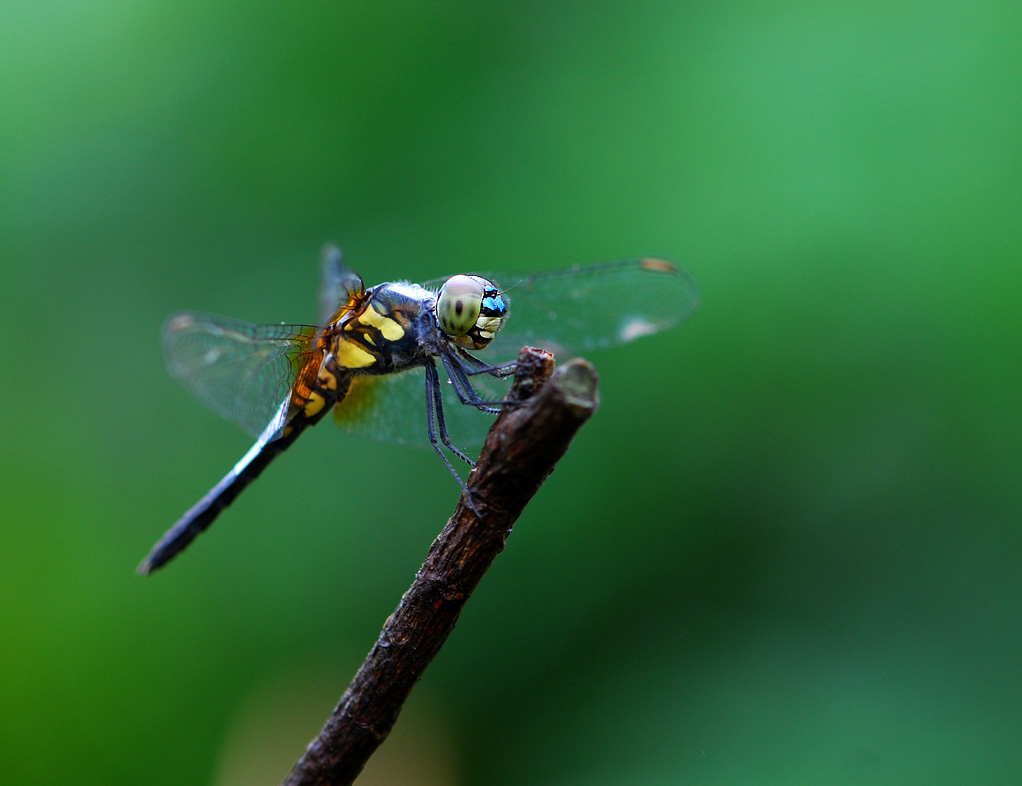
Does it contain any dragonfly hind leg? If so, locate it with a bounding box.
[423,359,487,516]
[424,359,475,467]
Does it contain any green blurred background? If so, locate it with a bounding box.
[2,1,1020,784]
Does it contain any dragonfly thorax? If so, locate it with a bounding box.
[333,281,441,373]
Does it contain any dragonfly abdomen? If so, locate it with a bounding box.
[139,374,351,574]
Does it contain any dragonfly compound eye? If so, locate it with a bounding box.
[438,275,485,337]
[437,275,508,350]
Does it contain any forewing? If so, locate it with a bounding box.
[425,258,699,364]
[319,245,365,325]
[487,258,699,363]
[330,258,697,453]
[163,312,317,439]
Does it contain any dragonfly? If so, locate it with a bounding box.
[138,246,699,574]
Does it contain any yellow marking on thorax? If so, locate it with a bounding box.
[358,304,406,341]
[336,337,377,368]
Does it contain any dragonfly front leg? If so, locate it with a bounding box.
[455,347,516,378]
[439,351,512,414]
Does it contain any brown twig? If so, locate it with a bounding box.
[282,347,599,786]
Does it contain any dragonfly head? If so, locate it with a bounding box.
[436,274,508,350]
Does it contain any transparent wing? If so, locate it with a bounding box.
[426,258,699,364]
[355,257,700,451]
[319,245,364,325]
[162,312,318,439]
[175,257,695,453]
[332,367,506,451]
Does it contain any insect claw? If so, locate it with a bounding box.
[463,490,483,517]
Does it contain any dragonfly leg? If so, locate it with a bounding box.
[442,353,493,410]
[455,347,517,378]
[424,360,483,516]
[425,358,475,466]
[441,352,513,413]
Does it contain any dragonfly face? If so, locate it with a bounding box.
[139,246,697,574]
[435,274,508,349]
